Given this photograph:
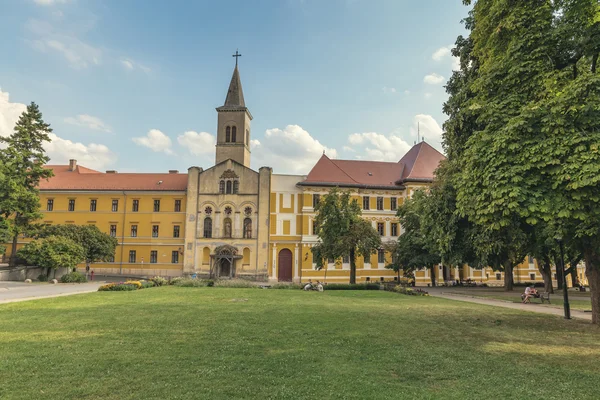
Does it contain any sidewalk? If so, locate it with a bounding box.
[430,290,592,321]
[0,281,103,304]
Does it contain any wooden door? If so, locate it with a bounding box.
[278,249,293,282]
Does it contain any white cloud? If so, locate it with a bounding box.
[44,133,116,170]
[0,88,27,139]
[424,92,432,99]
[410,114,444,148]
[120,58,151,74]
[64,114,112,133]
[423,73,445,85]
[34,0,69,5]
[347,132,412,162]
[251,125,337,174]
[342,146,355,152]
[132,129,173,155]
[404,90,410,95]
[432,45,452,61]
[177,131,215,155]
[382,86,397,94]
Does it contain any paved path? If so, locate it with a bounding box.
[430,290,592,321]
[0,281,104,304]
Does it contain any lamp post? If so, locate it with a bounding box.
[557,239,571,319]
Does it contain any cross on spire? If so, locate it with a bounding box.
[232,49,242,67]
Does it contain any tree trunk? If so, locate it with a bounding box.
[539,257,553,294]
[570,267,579,288]
[503,261,514,291]
[584,248,600,325]
[430,266,436,287]
[349,248,356,284]
[9,234,18,267]
[555,256,564,290]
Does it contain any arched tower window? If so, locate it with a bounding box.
[233,180,239,194]
[203,217,212,238]
[226,181,232,194]
[243,218,252,239]
[231,126,237,142]
[223,218,232,238]
[226,126,231,143]
[219,180,225,194]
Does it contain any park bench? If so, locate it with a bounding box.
[521,292,550,304]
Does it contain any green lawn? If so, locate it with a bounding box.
[1,288,599,400]
[443,287,592,311]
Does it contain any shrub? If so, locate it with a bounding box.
[172,278,209,287]
[324,283,381,290]
[214,279,256,288]
[271,283,303,290]
[151,276,168,286]
[169,277,184,285]
[60,271,88,283]
[37,274,48,282]
[205,279,215,287]
[125,280,143,289]
[393,285,429,296]
[140,281,155,289]
[98,282,138,291]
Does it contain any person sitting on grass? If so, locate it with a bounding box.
[303,280,313,291]
[316,280,324,292]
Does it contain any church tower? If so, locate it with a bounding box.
[215,52,252,167]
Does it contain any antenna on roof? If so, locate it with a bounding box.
[323,149,325,155]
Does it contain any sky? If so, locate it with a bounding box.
[0,0,469,175]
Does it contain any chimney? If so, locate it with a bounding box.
[68,159,77,171]
[168,170,179,174]
[106,170,118,174]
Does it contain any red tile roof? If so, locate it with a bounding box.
[40,165,188,191]
[300,142,445,188]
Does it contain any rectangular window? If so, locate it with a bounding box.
[312,194,320,208]
[130,225,137,237]
[496,273,502,280]
[327,257,334,264]
[112,199,119,212]
[363,196,370,210]
[174,199,181,212]
[377,222,384,236]
[391,197,397,211]
[90,199,97,212]
[342,255,350,264]
[110,224,117,237]
[312,220,318,235]
[68,199,75,212]
[528,255,534,264]
[108,255,115,262]
[172,250,179,264]
[132,200,139,212]
[46,199,54,211]
[152,225,159,238]
[530,273,536,280]
[376,197,384,210]
[173,225,180,238]
[378,249,385,264]
[153,200,160,212]
[391,223,398,237]
[129,250,136,263]
[150,250,158,264]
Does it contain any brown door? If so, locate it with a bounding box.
[278,249,293,282]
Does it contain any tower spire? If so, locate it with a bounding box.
[222,50,245,108]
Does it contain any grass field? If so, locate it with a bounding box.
[1,288,599,400]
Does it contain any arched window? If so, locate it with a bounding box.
[233,180,239,194]
[231,126,237,142]
[243,218,252,239]
[226,181,232,194]
[219,180,225,194]
[226,126,231,142]
[203,218,212,238]
[246,129,249,145]
[223,218,232,238]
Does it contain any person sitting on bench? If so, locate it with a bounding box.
[522,286,539,303]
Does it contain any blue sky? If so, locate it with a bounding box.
[0,0,468,174]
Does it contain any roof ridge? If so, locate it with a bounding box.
[330,158,360,184]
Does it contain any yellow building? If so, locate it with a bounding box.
[3,60,586,287]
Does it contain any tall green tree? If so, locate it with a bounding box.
[0,102,54,266]
[35,224,118,270]
[17,236,85,277]
[312,188,381,284]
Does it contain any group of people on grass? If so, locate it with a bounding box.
[303,280,324,292]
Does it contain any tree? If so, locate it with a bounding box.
[312,188,381,284]
[17,236,85,277]
[390,190,441,287]
[0,102,54,266]
[35,224,118,270]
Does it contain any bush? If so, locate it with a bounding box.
[393,286,429,296]
[205,279,215,287]
[37,274,48,282]
[271,283,303,290]
[324,283,381,290]
[151,276,168,286]
[169,277,184,285]
[98,282,138,291]
[172,278,212,287]
[125,280,143,289]
[60,271,88,283]
[140,281,155,289]
[213,279,256,288]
